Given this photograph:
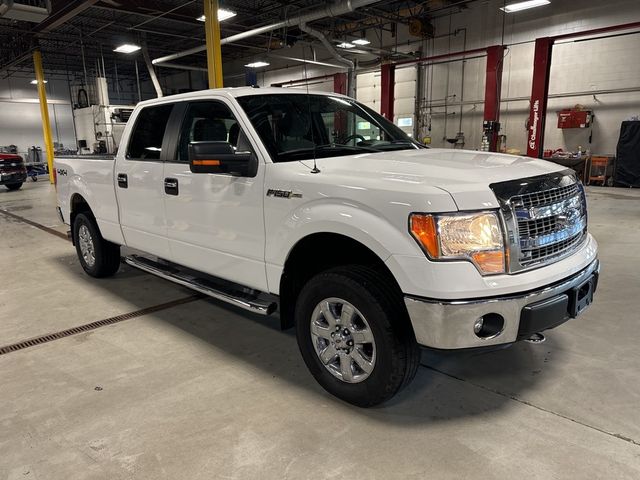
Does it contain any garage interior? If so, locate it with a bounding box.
[2,0,640,478]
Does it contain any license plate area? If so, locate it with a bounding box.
[568,275,596,317]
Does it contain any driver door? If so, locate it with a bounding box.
[162,99,268,292]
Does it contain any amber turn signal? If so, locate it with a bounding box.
[409,214,439,258]
[471,251,506,275]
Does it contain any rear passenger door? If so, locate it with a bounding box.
[162,99,268,291]
[115,103,173,258]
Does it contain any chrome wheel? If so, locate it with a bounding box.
[78,224,96,267]
[310,297,376,384]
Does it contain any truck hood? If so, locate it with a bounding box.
[304,148,566,210]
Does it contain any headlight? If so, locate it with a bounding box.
[409,212,506,275]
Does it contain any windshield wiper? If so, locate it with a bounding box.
[279,144,378,156]
[317,143,379,152]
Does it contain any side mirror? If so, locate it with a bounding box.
[188,141,257,177]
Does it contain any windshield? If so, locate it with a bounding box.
[236,93,422,163]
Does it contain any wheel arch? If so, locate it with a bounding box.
[278,232,408,330]
[69,193,94,244]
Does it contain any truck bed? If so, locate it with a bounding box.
[54,155,123,245]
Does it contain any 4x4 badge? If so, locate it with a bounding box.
[266,189,302,199]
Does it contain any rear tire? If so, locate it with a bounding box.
[295,265,419,407]
[73,213,121,278]
[5,183,22,191]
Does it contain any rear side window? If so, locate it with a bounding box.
[127,104,173,160]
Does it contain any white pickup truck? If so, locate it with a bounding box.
[55,87,599,406]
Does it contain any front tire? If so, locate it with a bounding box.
[73,213,121,278]
[5,182,22,191]
[295,266,419,407]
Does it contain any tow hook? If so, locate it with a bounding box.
[525,332,546,344]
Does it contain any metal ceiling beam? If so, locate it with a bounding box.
[90,4,202,29]
[34,0,100,34]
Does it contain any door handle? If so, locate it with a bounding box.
[164,177,179,196]
[117,173,128,188]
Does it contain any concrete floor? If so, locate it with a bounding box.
[1,180,640,479]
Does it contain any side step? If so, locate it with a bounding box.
[124,255,278,316]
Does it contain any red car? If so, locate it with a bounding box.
[0,154,27,191]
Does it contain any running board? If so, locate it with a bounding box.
[124,255,277,316]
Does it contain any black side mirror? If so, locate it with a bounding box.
[188,141,257,177]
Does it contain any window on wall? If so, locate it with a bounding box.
[126,104,173,160]
[175,101,243,162]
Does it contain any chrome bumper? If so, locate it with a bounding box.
[404,259,600,349]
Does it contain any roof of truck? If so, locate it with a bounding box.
[137,86,349,107]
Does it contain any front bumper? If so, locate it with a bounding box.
[405,258,600,349]
[0,171,27,185]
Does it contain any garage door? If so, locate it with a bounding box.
[356,67,417,136]
[394,66,417,137]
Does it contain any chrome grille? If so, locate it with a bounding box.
[491,172,588,272]
[512,183,579,209]
[517,216,558,238]
[526,233,586,263]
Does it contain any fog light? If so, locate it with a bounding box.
[473,313,505,339]
[474,317,484,335]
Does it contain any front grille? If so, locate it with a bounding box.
[518,216,558,238]
[513,183,579,209]
[525,232,585,263]
[491,171,588,272]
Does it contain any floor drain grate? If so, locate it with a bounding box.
[0,295,202,356]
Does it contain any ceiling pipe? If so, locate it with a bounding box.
[151,0,380,66]
[268,53,346,69]
[299,22,355,97]
[155,62,208,72]
[141,39,163,97]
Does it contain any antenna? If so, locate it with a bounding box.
[302,45,320,174]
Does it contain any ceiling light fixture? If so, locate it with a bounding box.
[113,44,141,53]
[30,79,47,84]
[197,8,237,22]
[352,38,370,45]
[500,0,550,13]
[337,42,356,49]
[245,61,270,68]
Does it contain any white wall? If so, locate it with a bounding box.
[0,75,76,160]
[419,0,640,154]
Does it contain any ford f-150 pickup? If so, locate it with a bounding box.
[55,87,599,406]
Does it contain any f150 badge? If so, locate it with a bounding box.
[266,189,302,199]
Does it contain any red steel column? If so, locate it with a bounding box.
[333,73,348,138]
[380,63,395,121]
[527,37,554,158]
[333,72,347,95]
[483,45,506,152]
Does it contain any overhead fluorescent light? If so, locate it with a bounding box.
[352,38,370,45]
[197,8,237,22]
[218,9,236,21]
[337,42,356,49]
[113,44,141,54]
[500,0,550,13]
[245,61,270,68]
[30,79,48,84]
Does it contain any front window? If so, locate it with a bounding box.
[236,94,422,163]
